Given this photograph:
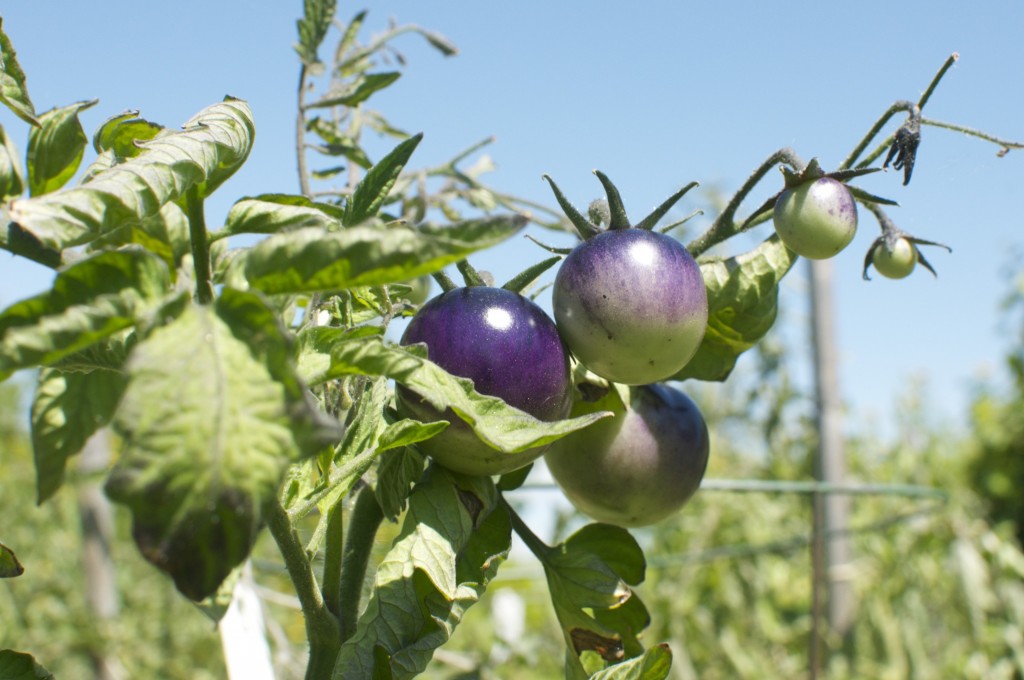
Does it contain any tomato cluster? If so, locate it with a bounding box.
[397,174,712,528]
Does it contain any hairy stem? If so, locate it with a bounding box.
[918,53,959,110]
[267,500,341,679]
[503,496,550,559]
[321,499,346,621]
[923,118,1024,156]
[338,484,385,642]
[840,100,916,171]
[185,186,213,305]
[686,148,805,257]
[296,63,313,199]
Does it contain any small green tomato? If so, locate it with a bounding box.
[872,237,918,279]
[773,177,858,260]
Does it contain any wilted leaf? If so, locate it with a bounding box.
[0,248,170,379]
[9,98,254,250]
[105,291,341,600]
[674,234,797,382]
[334,470,511,678]
[241,215,526,295]
[27,100,97,196]
[0,541,24,578]
[375,447,425,522]
[0,18,39,126]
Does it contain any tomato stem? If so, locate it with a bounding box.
[184,185,214,305]
[338,484,385,642]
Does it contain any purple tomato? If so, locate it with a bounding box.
[397,286,573,476]
[553,229,708,385]
[544,383,709,527]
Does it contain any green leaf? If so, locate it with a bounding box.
[334,470,512,678]
[9,98,254,251]
[0,18,39,127]
[378,419,449,452]
[324,336,611,454]
[104,291,341,600]
[590,644,673,680]
[241,215,526,295]
[91,110,163,158]
[217,193,342,240]
[345,133,422,225]
[27,100,97,196]
[375,447,425,522]
[32,364,128,503]
[674,234,798,382]
[0,650,53,680]
[308,72,402,110]
[295,0,337,66]
[0,213,60,267]
[0,541,24,578]
[89,201,191,272]
[0,248,170,379]
[0,125,25,199]
[525,521,650,675]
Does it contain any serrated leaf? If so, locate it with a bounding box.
[218,193,342,239]
[324,336,610,454]
[0,125,25,200]
[104,291,341,600]
[590,644,673,680]
[295,0,337,66]
[674,234,797,382]
[0,541,24,578]
[346,133,422,225]
[0,650,53,680]
[241,215,526,295]
[0,19,39,126]
[308,72,402,110]
[334,470,511,679]
[91,110,163,158]
[0,248,170,379]
[9,98,254,251]
[27,100,97,196]
[32,364,128,503]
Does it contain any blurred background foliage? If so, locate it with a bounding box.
[4,267,1024,679]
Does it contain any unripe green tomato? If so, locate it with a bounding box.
[773,177,857,260]
[872,237,918,279]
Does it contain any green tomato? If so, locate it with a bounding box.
[773,177,857,259]
[872,237,918,279]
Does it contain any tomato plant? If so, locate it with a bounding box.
[545,382,710,527]
[0,4,1019,679]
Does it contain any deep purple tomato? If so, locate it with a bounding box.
[544,383,709,527]
[397,286,573,476]
[553,229,708,385]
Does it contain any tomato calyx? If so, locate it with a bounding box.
[862,214,951,281]
[542,171,699,240]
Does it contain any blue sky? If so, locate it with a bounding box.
[2,1,1023,435]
